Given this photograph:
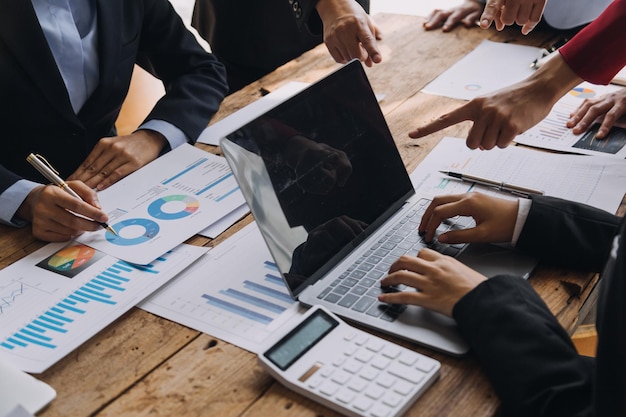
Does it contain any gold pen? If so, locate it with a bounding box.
[440,170,545,198]
[26,153,118,235]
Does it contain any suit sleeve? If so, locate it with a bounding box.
[515,195,620,271]
[136,0,228,142]
[559,0,626,85]
[453,276,594,417]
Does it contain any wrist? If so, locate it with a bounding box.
[527,52,582,106]
[16,185,45,223]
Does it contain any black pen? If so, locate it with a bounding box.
[439,170,545,197]
[530,37,569,69]
[26,153,118,235]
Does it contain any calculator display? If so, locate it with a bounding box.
[265,309,338,371]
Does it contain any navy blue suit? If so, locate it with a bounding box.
[0,0,227,195]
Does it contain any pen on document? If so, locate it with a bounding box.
[439,170,545,197]
[530,37,569,69]
[26,153,118,235]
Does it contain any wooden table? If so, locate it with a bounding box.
[2,14,605,417]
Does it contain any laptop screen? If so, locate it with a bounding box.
[220,61,414,296]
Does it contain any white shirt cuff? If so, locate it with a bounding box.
[0,179,41,226]
[511,198,532,246]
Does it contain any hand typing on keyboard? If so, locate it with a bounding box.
[378,193,520,317]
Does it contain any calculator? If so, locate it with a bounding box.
[258,305,441,417]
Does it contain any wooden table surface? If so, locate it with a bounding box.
[2,14,605,417]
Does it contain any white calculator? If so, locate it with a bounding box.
[258,305,441,417]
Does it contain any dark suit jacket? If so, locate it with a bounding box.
[191,0,370,92]
[452,195,625,417]
[0,0,227,195]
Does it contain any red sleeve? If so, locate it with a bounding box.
[559,0,626,85]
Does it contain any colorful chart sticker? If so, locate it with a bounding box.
[147,195,200,220]
[106,218,160,246]
[37,244,105,278]
[569,87,596,99]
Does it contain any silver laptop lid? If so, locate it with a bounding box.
[220,61,414,297]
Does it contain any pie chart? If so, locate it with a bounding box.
[106,218,160,246]
[569,87,596,99]
[147,195,200,220]
[48,245,97,271]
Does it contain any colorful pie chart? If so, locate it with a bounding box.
[569,87,596,99]
[47,245,97,271]
[106,218,160,246]
[147,195,200,220]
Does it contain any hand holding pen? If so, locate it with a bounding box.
[23,154,117,241]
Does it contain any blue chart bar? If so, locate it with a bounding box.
[263,261,286,286]
[202,294,272,325]
[195,173,234,196]
[215,187,240,202]
[220,289,286,314]
[0,255,167,351]
[243,281,293,304]
[162,158,208,185]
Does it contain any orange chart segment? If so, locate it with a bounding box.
[48,245,96,271]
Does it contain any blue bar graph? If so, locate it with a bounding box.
[0,255,168,351]
[196,173,234,196]
[202,294,273,325]
[162,158,208,185]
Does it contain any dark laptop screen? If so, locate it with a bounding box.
[221,61,414,296]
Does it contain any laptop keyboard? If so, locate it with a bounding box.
[316,198,476,322]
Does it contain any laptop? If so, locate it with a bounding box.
[219,60,537,356]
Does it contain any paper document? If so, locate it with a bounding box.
[410,137,626,214]
[198,203,249,239]
[0,241,206,373]
[515,82,626,157]
[0,359,55,416]
[422,40,540,101]
[140,222,304,353]
[197,82,310,146]
[77,144,244,264]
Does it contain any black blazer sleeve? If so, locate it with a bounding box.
[516,195,620,271]
[453,276,594,417]
[136,0,228,142]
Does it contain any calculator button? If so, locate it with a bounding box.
[381,344,401,359]
[370,355,391,370]
[415,358,437,373]
[364,384,385,400]
[343,359,363,374]
[331,371,351,385]
[359,366,379,381]
[366,339,384,352]
[352,397,373,411]
[321,366,335,378]
[393,380,415,396]
[347,378,368,392]
[343,344,358,356]
[332,355,346,367]
[398,352,418,366]
[336,388,355,404]
[319,380,340,396]
[355,334,368,346]
[382,393,403,408]
[355,349,375,363]
[306,375,324,389]
[370,403,392,417]
[375,373,396,389]
[388,363,425,384]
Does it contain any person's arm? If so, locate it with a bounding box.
[410,51,582,150]
[479,0,547,34]
[423,0,483,32]
[69,0,228,191]
[315,0,382,67]
[567,89,626,139]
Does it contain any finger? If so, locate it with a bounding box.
[409,104,475,139]
[442,10,466,32]
[462,11,481,27]
[418,194,465,234]
[378,290,425,306]
[465,111,490,149]
[359,22,382,64]
[499,1,519,26]
[521,3,544,35]
[479,0,501,29]
[514,0,532,26]
[493,7,505,31]
[479,113,500,150]
[424,10,448,30]
[566,99,594,128]
[597,107,624,138]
